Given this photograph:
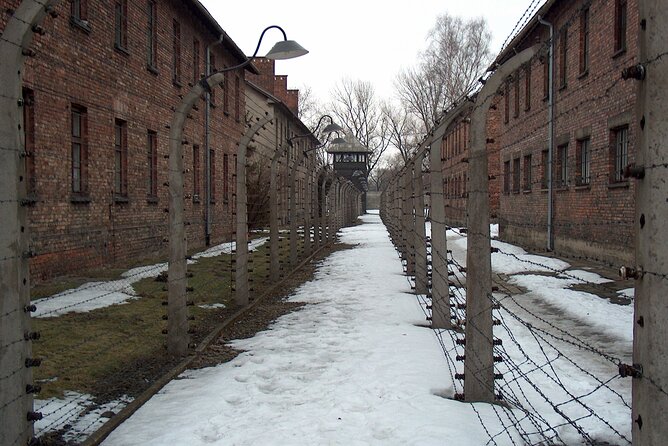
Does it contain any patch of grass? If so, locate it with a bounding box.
[31,234,315,400]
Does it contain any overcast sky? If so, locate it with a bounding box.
[200,0,540,103]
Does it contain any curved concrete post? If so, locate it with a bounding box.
[464,45,538,403]
[413,152,429,295]
[0,2,59,442]
[302,160,312,257]
[288,157,298,266]
[269,150,282,281]
[313,169,325,250]
[235,112,273,306]
[168,69,228,356]
[401,165,415,276]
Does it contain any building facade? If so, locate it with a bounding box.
[494,0,638,265]
[245,58,320,228]
[2,0,253,282]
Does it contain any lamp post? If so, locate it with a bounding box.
[283,115,343,265]
[168,25,307,357]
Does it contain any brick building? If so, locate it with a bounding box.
[245,58,320,228]
[493,0,638,265]
[438,95,502,228]
[2,0,257,282]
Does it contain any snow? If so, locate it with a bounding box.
[34,392,131,443]
[32,237,268,318]
[100,213,633,446]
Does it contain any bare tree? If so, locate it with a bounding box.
[369,152,404,191]
[297,84,321,132]
[381,100,422,165]
[396,13,492,130]
[329,78,391,177]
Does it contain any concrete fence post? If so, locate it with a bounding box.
[303,166,312,257]
[632,1,668,443]
[0,2,58,444]
[313,171,322,250]
[269,151,281,281]
[235,113,273,307]
[413,153,428,294]
[464,46,538,403]
[402,166,415,276]
[288,159,298,266]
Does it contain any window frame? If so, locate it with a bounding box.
[614,0,627,54]
[146,1,158,71]
[611,126,629,183]
[114,0,128,52]
[559,25,568,89]
[576,137,591,186]
[147,130,158,199]
[503,160,511,194]
[172,19,182,86]
[557,143,569,188]
[512,157,521,193]
[523,154,532,191]
[114,119,128,199]
[524,63,531,111]
[579,6,590,75]
[541,149,549,189]
[513,74,520,118]
[223,153,229,202]
[71,105,88,198]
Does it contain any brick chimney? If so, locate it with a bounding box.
[286,89,299,116]
[247,57,275,95]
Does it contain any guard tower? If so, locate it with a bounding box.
[327,134,370,212]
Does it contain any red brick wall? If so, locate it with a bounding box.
[494,0,638,265]
[2,0,246,282]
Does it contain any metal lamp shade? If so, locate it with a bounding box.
[322,122,344,134]
[265,40,309,60]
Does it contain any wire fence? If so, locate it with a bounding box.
[378,0,667,442]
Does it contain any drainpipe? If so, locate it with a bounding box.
[205,35,224,245]
[538,16,555,251]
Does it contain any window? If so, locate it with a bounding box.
[523,154,532,191]
[542,57,549,100]
[513,74,520,118]
[513,157,521,192]
[71,105,88,195]
[223,71,230,114]
[580,7,590,74]
[172,20,181,85]
[193,145,200,201]
[611,126,629,183]
[114,0,127,50]
[146,1,157,70]
[193,38,200,84]
[504,81,510,123]
[541,149,549,189]
[557,143,569,188]
[209,54,216,104]
[23,88,36,195]
[576,138,591,186]
[210,149,216,203]
[524,64,531,111]
[503,160,510,194]
[147,130,157,198]
[223,153,229,202]
[71,0,88,22]
[614,0,627,53]
[559,25,568,88]
[234,76,241,121]
[114,119,128,198]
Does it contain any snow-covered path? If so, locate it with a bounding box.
[102,213,514,446]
